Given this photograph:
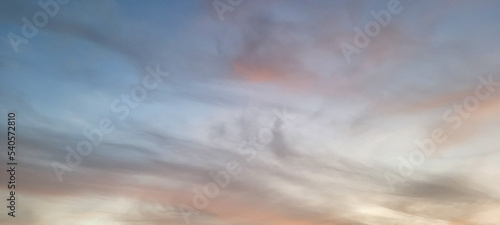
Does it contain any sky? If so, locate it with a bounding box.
[1,0,500,224]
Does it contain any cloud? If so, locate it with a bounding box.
[1,0,500,224]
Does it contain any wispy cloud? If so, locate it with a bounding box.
[1,0,500,224]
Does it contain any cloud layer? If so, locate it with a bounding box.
[1,0,500,224]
